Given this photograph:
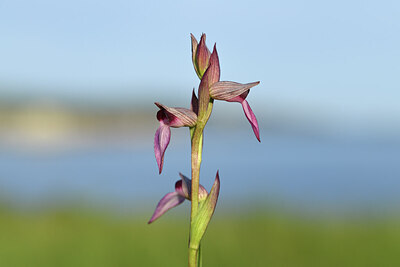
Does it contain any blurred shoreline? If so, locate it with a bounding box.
[1,91,399,152]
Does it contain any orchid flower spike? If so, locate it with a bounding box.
[191,33,211,79]
[154,103,197,174]
[210,81,261,141]
[148,173,208,224]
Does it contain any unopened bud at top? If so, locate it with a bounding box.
[191,33,211,79]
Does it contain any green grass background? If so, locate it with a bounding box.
[0,206,399,267]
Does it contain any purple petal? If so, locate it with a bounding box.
[154,124,171,174]
[148,192,185,224]
[242,100,260,142]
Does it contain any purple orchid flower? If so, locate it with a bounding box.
[209,81,261,142]
[191,34,260,141]
[148,173,208,224]
[154,103,197,174]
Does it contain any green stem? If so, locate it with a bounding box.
[188,100,213,267]
[188,125,203,267]
[188,247,198,267]
[190,126,203,218]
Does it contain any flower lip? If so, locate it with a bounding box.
[147,191,185,224]
[154,123,171,174]
[241,99,260,142]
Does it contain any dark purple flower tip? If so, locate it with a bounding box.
[209,81,260,101]
[191,89,199,115]
[154,123,171,174]
[174,179,185,198]
[148,191,185,224]
[211,171,221,207]
[155,102,197,128]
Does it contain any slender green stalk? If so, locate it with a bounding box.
[188,246,198,267]
[190,126,203,220]
[189,100,213,267]
[188,125,203,267]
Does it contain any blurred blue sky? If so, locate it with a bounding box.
[1,0,399,132]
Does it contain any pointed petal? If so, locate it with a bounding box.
[197,45,220,117]
[148,192,185,224]
[190,171,221,247]
[155,102,197,127]
[191,33,198,70]
[191,89,199,115]
[179,173,208,201]
[242,100,260,142]
[195,34,211,78]
[206,44,221,87]
[154,124,171,174]
[210,81,260,101]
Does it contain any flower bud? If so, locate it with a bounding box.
[191,33,211,79]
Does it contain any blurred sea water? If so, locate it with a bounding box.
[1,128,399,216]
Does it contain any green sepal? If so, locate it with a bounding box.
[190,171,220,248]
